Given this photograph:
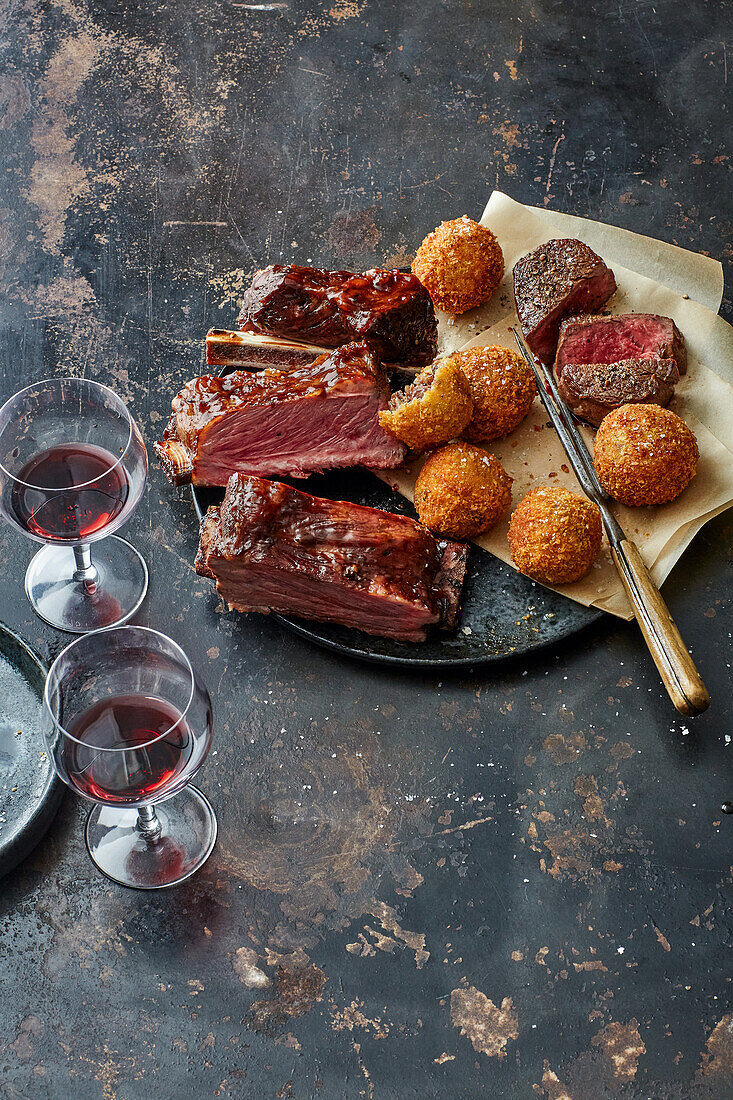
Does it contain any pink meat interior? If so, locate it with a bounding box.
[193,392,404,486]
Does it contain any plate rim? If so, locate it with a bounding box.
[267,604,604,668]
[0,623,64,879]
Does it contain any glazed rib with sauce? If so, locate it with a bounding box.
[195,473,468,642]
[237,264,438,370]
[154,342,405,487]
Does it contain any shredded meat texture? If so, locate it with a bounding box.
[446,345,537,442]
[593,404,698,507]
[412,216,504,315]
[507,487,603,585]
[195,473,468,642]
[154,342,405,487]
[379,358,473,452]
[237,264,437,370]
[513,239,617,361]
[414,442,513,540]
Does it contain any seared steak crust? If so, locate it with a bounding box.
[513,239,617,360]
[557,357,680,427]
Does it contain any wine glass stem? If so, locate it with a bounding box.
[136,803,162,844]
[73,542,99,593]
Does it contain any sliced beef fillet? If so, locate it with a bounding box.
[513,239,617,360]
[195,473,468,642]
[557,358,680,427]
[237,264,438,370]
[154,342,406,487]
[206,329,329,372]
[555,312,687,378]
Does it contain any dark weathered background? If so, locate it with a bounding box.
[0,1,731,1097]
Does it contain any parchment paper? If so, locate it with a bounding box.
[524,202,724,314]
[378,193,733,620]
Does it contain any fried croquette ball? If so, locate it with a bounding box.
[379,358,473,452]
[448,344,536,442]
[593,404,698,507]
[507,487,602,585]
[414,442,512,539]
[412,216,504,314]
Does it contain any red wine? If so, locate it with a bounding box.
[7,442,129,541]
[65,694,192,804]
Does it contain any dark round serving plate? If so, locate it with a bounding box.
[0,624,64,878]
[192,468,604,667]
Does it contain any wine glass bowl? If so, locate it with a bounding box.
[44,626,217,889]
[0,376,148,632]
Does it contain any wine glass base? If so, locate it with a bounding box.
[25,536,148,633]
[85,786,217,889]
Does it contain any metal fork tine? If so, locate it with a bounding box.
[511,329,601,496]
[511,327,626,545]
[510,328,709,717]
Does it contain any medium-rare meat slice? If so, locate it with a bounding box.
[206,329,329,372]
[237,264,438,370]
[557,358,680,427]
[154,342,406,487]
[555,312,687,378]
[513,239,617,361]
[195,473,468,642]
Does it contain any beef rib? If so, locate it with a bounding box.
[154,342,405,487]
[237,264,438,370]
[206,329,329,373]
[195,473,468,642]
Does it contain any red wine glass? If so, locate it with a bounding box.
[43,626,216,889]
[0,377,148,633]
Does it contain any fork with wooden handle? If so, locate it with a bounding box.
[512,328,710,717]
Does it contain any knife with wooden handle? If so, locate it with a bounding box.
[512,328,710,717]
[610,539,709,715]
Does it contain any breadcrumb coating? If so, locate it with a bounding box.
[414,441,512,539]
[379,358,473,452]
[412,216,504,315]
[447,344,536,442]
[593,403,698,507]
[507,486,602,585]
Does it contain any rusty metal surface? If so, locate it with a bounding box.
[0,1,731,1097]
